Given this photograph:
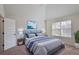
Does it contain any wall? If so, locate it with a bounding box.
[0,4,5,17]
[45,14,79,46]
[4,4,46,30]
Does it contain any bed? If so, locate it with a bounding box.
[24,30,65,55]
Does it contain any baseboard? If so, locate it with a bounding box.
[65,43,75,47]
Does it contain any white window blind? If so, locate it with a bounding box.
[52,20,71,37]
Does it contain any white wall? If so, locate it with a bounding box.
[4,4,46,31]
[0,4,5,17]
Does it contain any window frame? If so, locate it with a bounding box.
[52,20,71,38]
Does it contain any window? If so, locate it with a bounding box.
[52,22,61,36]
[61,20,71,37]
[52,20,71,37]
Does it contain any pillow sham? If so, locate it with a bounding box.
[28,34,35,38]
[36,33,44,36]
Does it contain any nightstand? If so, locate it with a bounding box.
[17,38,25,46]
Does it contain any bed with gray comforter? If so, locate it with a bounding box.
[25,36,64,55]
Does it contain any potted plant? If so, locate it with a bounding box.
[74,31,79,48]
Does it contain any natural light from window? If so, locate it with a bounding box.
[52,20,71,37]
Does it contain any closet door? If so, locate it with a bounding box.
[4,18,17,50]
[0,15,4,52]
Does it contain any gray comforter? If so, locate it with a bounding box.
[25,36,64,55]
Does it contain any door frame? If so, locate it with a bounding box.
[0,15,4,52]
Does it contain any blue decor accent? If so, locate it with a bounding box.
[27,26,34,29]
[27,20,37,29]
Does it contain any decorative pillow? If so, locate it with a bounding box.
[28,34,35,38]
[36,33,44,36]
[35,33,38,36]
[26,29,36,34]
[36,30,42,33]
[25,33,29,38]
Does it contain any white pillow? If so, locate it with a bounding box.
[37,33,44,36]
[28,34,35,38]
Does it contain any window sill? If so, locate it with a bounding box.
[52,35,71,38]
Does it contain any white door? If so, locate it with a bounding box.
[4,18,17,50]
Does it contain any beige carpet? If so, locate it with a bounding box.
[0,45,79,55]
[0,45,30,55]
[57,45,79,55]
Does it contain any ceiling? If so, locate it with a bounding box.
[4,4,79,20]
[46,4,79,19]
